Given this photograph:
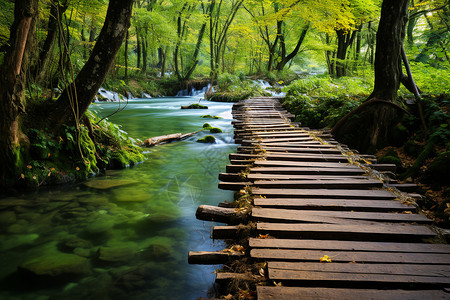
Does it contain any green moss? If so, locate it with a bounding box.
[200,115,222,119]
[377,155,404,172]
[197,135,216,143]
[423,151,450,185]
[209,127,223,133]
[202,123,212,129]
[181,103,208,109]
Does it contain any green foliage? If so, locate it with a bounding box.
[400,62,450,95]
[282,75,370,128]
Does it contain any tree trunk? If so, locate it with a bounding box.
[49,0,133,127]
[0,0,39,186]
[276,23,309,71]
[35,1,68,84]
[332,0,410,153]
[124,29,129,79]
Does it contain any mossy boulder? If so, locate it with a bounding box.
[377,150,405,173]
[19,253,91,283]
[197,135,216,143]
[201,115,221,119]
[423,151,450,185]
[404,140,423,156]
[209,127,223,133]
[96,246,136,263]
[181,103,208,109]
[202,123,212,129]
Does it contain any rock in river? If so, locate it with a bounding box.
[19,253,91,282]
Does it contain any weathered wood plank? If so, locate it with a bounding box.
[219,181,252,190]
[251,208,431,224]
[252,248,449,264]
[253,179,383,189]
[249,238,450,253]
[247,174,369,181]
[268,268,450,286]
[253,160,356,168]
[256,222,436,241]
[269,261,450,276]
[257,286,450,300]
[188,250,244,264]
[252,188,397,200]
[253,198,415,212]
[250,167,365,176]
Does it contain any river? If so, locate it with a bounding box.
[0,96,237,300]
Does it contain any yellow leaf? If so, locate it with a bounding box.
[258,234,269,239]
[48,153,51,157]
[32,176,36,180]
[27,165,32,169]
[319,255,332,262]
[76,167,80,171]
[21,174,25,179]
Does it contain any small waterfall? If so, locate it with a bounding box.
[176,83,211,98]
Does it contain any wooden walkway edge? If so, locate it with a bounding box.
[189,97,450,299]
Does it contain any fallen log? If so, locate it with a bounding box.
[141,130,201,147]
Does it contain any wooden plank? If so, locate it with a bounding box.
[258,137,317,143]
[188,251,244,264]
[269,261,450,277]
[253,198,416,212]
[257,286,450,300]
[248,174,369,181]
[252,248,448,264]
[260,143,336,148]
[249,238,450,253]
[251,208,431,224]
[230,153,350,163]
[253,179,383,189]
[253,160,356,168]
[250,167,365,176]
[268,268,450,286]
[238,146,342,154]
[252,188,397,200]
[219,181,252,190]
[256,222,436,241]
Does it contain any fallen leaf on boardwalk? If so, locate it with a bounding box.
[258,234,269,239]
[273,281,282,286]
[224,294,233,300]
[259,268,265,276]
[319,255,332,262]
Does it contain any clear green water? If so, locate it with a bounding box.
[0,97,236,299]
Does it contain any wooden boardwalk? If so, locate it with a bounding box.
[190,97,450,299]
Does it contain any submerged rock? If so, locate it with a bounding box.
[83,179,139,190]
[0,211,16,225]
[96,246,135,263]
[19,253,91,281]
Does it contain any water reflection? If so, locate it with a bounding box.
[0,97,236,300]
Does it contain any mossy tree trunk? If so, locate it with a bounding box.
[332,0,410,153]
[48,0,134,128]
[0,0,38,186]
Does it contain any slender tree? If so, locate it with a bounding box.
[0,0,39,185]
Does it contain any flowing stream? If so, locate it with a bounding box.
[0,96,236,300]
